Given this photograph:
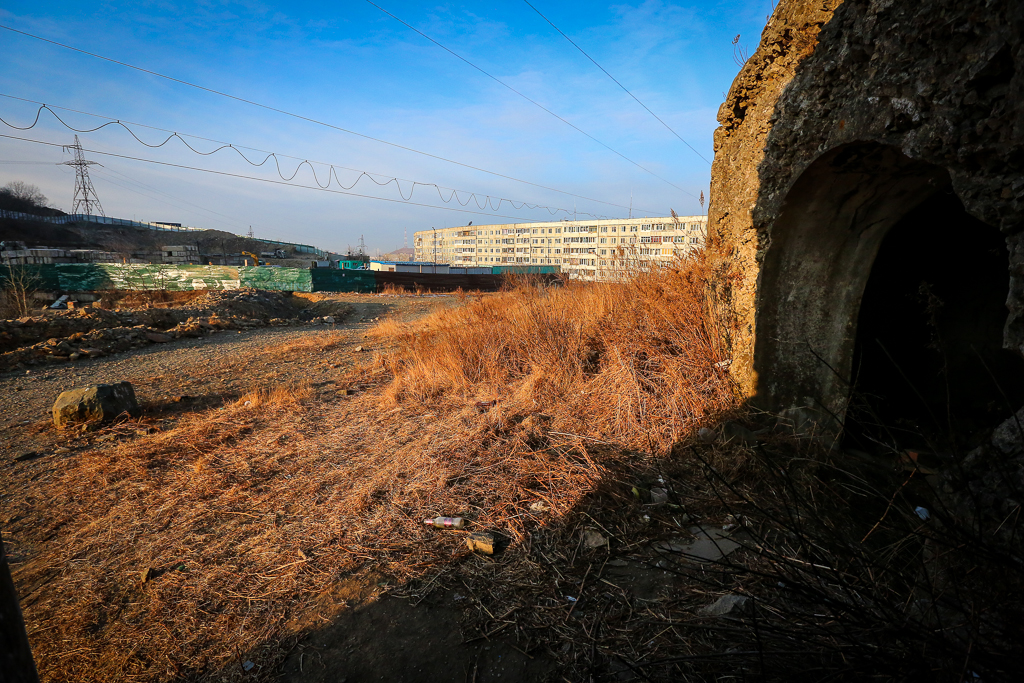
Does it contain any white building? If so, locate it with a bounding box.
[413,216,706,281]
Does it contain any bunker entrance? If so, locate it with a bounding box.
[845,191,1024,452]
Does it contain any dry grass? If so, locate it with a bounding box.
[371,252,738,452]
[14,379,619,682]
[10,250,743,682]
[271,330,349,355]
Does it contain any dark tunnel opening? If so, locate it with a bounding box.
[845,190,1024,453]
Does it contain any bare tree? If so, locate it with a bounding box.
[2,181,48,208]
[1,263,41,318]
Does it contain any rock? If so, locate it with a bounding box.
[354,346,364,352]
[145,332,173,343]
[650,487,669,505]
[50,340,75,356]
[698,427,718,443]
[140,567,155,584]
[79,348,104,358]
[582,529,607,549]
[700,594,752,617]
[68,352,81,361]
[52,382,142,431]
[324,315,335,324]
[721,421,758,446]
[466,531,496,555]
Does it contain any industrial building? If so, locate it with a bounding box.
[413,216,707,281]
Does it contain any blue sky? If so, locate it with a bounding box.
[0,1,774,254]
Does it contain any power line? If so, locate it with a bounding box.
[0,133,542,221]
[365,1,699,199]
[89,165,255,231]
[0,96,626,218]
[0,23,651,212]
[521,0,711,166]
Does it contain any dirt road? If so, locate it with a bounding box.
[0,294,442,464]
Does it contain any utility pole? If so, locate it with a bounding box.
[629,189,633,220]
[432,227,437,273]
[61,135,104,217]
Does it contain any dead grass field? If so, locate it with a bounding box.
[372,254,738,452]
[7,253,745,682]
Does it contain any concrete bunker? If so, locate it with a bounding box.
[754,142,1024,445]
[709,0,1024,442]
[848,184,1024,449]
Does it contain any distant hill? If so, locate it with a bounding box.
[379,247,415,261]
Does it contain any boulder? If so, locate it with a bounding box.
[52,382,142,430]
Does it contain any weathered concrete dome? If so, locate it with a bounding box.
[711,0,1024,440]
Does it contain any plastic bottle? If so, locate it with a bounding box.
[423,516,465,529]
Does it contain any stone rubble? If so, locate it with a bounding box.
[0,289,351,372]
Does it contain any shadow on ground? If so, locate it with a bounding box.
[276,592,556,683]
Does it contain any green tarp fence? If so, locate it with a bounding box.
[239,266,311,292]
[0,264,62,291]
[2,263,378,293]
[310,268,376,293]
[2,262,544,295]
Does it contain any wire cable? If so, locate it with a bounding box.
[365,1,699,199]
[89,165,257,231]
[0,95,626,218]
[522,0,711,165]
[0,23,650,212]
[0,133,542,221]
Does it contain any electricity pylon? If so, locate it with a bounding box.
[61,135,104,216]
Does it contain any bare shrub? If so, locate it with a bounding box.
[0,264,41,318]
[371,250,738,452]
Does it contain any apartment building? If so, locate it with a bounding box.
[413,216,706,280]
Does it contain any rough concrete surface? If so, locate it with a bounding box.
[710,0,1024,428]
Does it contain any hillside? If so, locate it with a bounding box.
[0,216,319,268]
